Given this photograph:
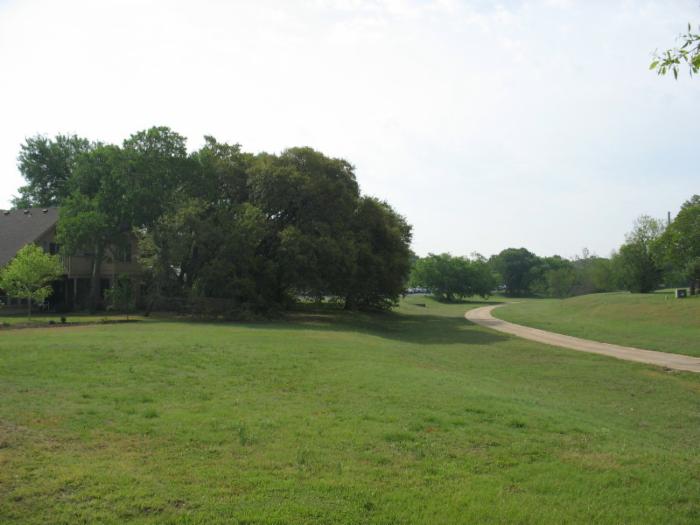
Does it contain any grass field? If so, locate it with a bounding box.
[1,296,700,524]
[0,313,144,327]
[494,291,700,357]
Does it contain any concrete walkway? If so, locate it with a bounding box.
[465,304,700,373]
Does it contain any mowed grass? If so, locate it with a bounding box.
[0,313,145,326]
[494,291,700,357]
[1,296,699,524]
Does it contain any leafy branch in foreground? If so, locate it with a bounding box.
[650,23,700,79]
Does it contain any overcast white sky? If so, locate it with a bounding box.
[0,0,698,258]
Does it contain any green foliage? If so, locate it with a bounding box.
[105,275,135,319]
[612,215,664,294]
[0,244,63,318]
[532,255,572,297]
[121,127,192,226]
[657,195,700,290]
[57,129,190,310]
[545,266,577,298]
[248,147,362,303]
[135,138,412,313]
[15,129,412,314]
[343,197,413,309]
[625,214,665,246]
[488,249,617,299]
[56,145,129,310]
[651,23,700,79]
[686,257,700,291]
[574,255,616,294]
[412,253,495,301]
[13,134,93,207]
[549,251,618,298]
[613,244,659,293]
[489,248,540,296]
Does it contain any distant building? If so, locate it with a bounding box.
[0,207,141,310]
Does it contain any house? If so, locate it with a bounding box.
[0,207,141,310]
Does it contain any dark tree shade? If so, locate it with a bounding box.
[15,128,414,315]
[343,197,413,310]
[136,140,412,313]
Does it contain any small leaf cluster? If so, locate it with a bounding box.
[651,23,700,79]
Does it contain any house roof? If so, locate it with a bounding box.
[0,207,59,266]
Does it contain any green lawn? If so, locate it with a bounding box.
[1,296,699,524]
[494,291,700,357]
[0,313,145,327]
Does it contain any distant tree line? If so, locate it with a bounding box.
[12,129,413,315]
[601,200,699,295]
[410,248,618,300]
[410,194,700,299]
[12,131,698,309]
[410,253,495,301]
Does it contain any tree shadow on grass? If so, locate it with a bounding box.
[257,308,509,346]
[405,294,508,306]
[141,299,510,346]
[446,299,507,305]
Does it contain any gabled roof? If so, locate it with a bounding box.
[0,207,59,266]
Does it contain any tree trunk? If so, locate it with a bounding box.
[88,247,104,312]
[27,296,32,320]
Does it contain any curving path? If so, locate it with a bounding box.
[465,304,700,373]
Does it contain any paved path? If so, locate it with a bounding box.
[465,304,700,373]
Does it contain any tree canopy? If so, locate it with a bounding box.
[13,127,413,314]
[489,248,540,297]
[139,141,412,313]
[14,134,93,207]
[411,253,495,302]
[656,195,700,293]
[0,244,64,318]
[56,129,191,310]
[16,126,697,312]
[612,215,665,294]
[657,196,700,268]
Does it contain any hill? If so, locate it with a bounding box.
[1,296,699,523]
[494,291,700,357]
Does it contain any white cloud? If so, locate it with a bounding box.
[0,0,698,257]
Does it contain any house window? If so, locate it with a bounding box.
[49,242,60,255]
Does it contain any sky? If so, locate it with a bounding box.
[0,0,698,258]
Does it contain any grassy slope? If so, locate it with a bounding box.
[0,313,144,326]
[494,292,700,357]
[0,296,699,524]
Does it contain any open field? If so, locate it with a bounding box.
[1,296,700,523]
[494,292,700,357]
[0,313,145,327]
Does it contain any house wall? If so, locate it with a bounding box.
[35,227,141,277]
[34,227,143,310]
